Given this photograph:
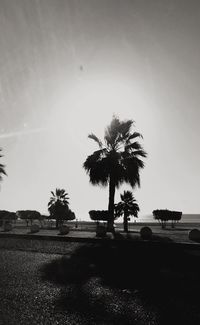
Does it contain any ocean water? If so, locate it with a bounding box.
[137,214,200,223]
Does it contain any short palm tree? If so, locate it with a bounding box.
[83,116,146,232]
[48,188,69,228]
[0,148,6,182]
[115,190,140,232]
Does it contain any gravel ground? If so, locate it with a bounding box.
[1,241,200,324]
[0,246,158,325]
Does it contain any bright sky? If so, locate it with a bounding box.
[0,0,200,220]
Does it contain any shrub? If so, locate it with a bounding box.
[30,224,40,233]
[4,222,12,232]
[17,210,41,227]
[59,225,70,235]
[96,225,107,238]
[188,229,200,241]
[140,226,152,240]
[0,211,17,226]
[89,210,109,222]
[153,209,182,228]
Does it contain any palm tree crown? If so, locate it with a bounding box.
[83,116,146,230]
[48,188,69,208]
[115,190,140,232]
[48,188,69,227]
[115,191,140,218]
[0,148,7,182]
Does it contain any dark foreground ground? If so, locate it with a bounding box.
[0,240,200,324]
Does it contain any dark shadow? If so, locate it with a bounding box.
[162,228,191,231]
[190,238,200,243]
[40,242,200,324]
[125,233,173,243]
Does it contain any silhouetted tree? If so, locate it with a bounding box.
[48,188,69,228]
[16,210,41,227]
[63,209,76,221]
[153,209,182,229]
[0,210,16,227]
[0,148,6,182]
[83,116,146,232]
[89,210,109,222]
[115,191,140,232]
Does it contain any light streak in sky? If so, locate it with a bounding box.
[0,127,47,139]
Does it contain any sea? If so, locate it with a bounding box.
[78,214,200,224]
[137,214,200,224]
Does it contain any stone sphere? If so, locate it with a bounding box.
[59,225,70,235]
[4,223,12,232]
[30,224,40,233]
[188,229,200,241]
[140,226,152,240]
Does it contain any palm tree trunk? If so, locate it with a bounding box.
[107,176,115,232]
[124,212,128,232]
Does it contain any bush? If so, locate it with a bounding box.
[96,225,107,238]
[140,226,152,240]
[30,224,40,233]
[4,223,12,232]
[188,229,200,241]
[17,210,41,227]
[89,210,109,222]
[153,209,182,228]
[59,225,70,235]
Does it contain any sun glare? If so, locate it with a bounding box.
[49,75,146,145]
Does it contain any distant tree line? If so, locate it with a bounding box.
[153,209,182,229]
[0,206,76,229]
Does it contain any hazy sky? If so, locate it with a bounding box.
[0,0,200,219]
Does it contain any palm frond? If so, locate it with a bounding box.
[0,164,6,175]
[118,120,134,139]
[104,116,121,147]
[88,133,103,148]
[120,190,133,202]
[83,149,107,171]
[0,148,7,180]
[132,149,147,158]
[127,132,143,142]
[125,141,142,152]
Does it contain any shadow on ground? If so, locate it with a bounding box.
[40,241,200,324]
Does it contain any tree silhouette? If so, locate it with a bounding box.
[115,191,140,232]
[48,188,69,228]
[0,148,6,182]
[83,116,146,232]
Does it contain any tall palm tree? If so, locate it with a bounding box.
[83,116,146,231]
[0,148,6,182]
[48,188,69,228]
[115,191,140,232]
